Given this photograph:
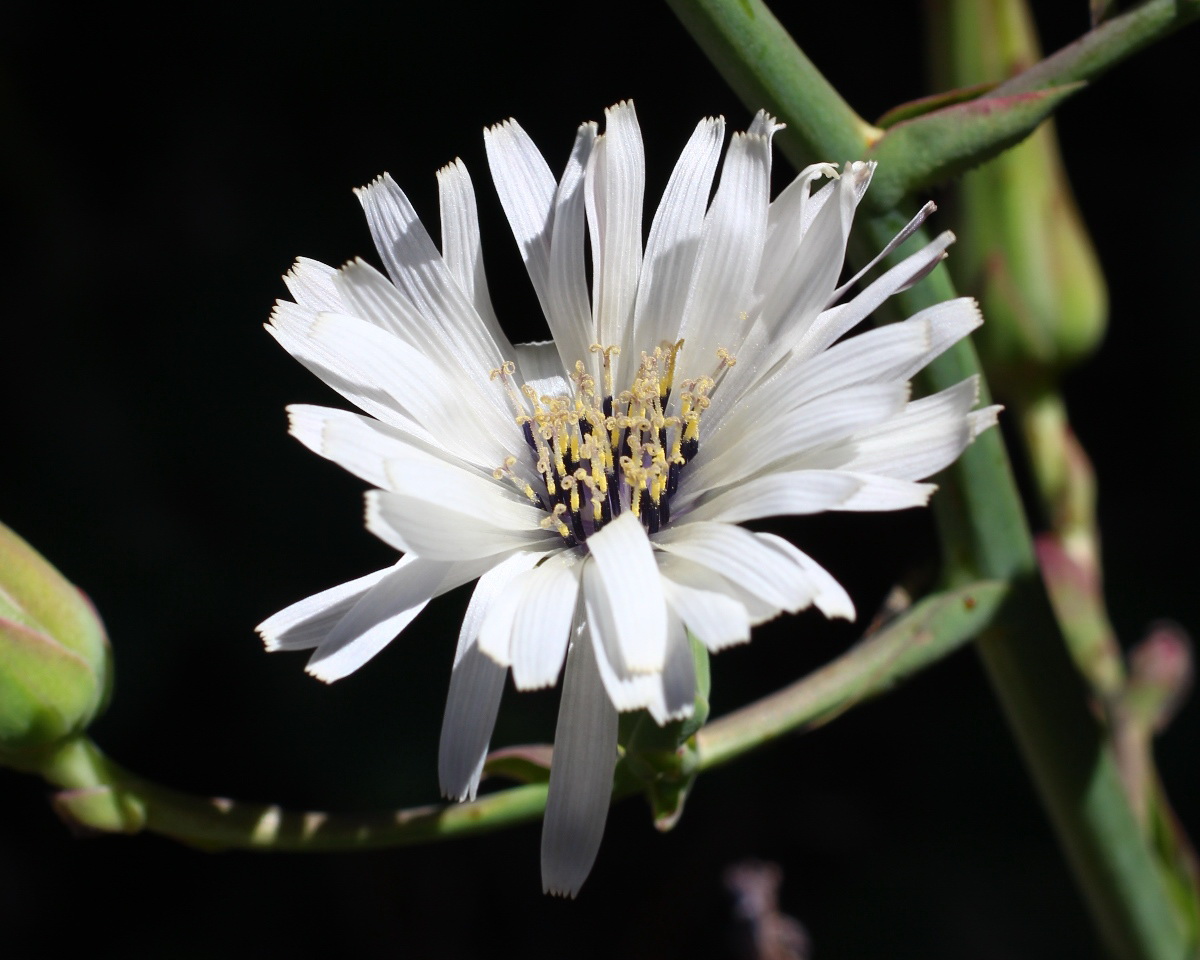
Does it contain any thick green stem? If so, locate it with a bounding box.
[868,207,1187,960]
[666,1,1189,956]
[663,0,880,160]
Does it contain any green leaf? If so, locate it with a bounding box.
[865,84,1085,211]
[482,744,553,785]
[875,81,997,129]
[991,0,1200,99]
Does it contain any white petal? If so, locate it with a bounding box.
[541,623,619,898]
[437,158,510,351]
[267,307,510,468]
[455,551,548,667]
[680,471,862,524]
[794,231,956,363]
[512,339,565,385]
[268,302,430,442]
[586,101,644,382]
[653,521,817,615]
[660,567,751,652]
[484,117,558,314]
[707,297,983,445]
[257,563,395,652]
[439,552,543,801]
[682,383,909,497]
[829,201,937,305]
[755,162,840,308]
[889,298,985,382]
[673,123,777,389]
[583,560,667,713]
[794,377,1001,480]
[304,555,460,682]
[583,510,667,673]
[681,470,935,525]
[283,258,344,312]
[367,480,553,562]
[648,613,696,725]
[546,123,600,377]
[286,404,473,490]
[475,550,555,666]
[630,116,725,355]
[510,553,583,690]
[355,173,509,383]
[753,161,874,364]
[383,456,542,522]
[721,320,932,441]
[655,551,778,628]
[438,643,507,802]
[755,533,855,621]
[332,257,509,396]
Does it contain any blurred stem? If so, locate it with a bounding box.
[874,231,1185,960]
[667,1,1189,957]
[1017,390,1126,701]
[935,3,1198,937]
[1019,390,1098,568]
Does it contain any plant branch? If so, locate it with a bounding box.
[40,736,549,851]
[992,0,1200,97]
[696,581,1007,769]
[666,1,1190,956]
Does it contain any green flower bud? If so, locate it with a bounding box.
[0,522,112,766]
[931,0,1108,395]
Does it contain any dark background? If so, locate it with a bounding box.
[1,2,1195,957]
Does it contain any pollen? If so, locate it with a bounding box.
[495,340,725,546]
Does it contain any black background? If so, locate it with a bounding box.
[1,2,1196,957]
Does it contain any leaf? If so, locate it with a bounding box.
[875,81,998,129]
[482,744,553,785]
[865,84,1085,211]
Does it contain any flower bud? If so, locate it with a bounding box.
[931,0,1108,394]
[0,522,112,765]
[1126,622,1193,735]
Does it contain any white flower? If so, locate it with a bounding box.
[257,101,999,897]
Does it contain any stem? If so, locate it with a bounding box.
[33,582,1004,849]
[696,581,1007,769]
[41,736,548,851]
[866,213,1188,960]
[664,0,880,159]
[1016,390,1126,700]
[666,2,1189,956]
[992,0,1200,97]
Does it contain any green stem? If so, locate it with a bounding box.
[868,213,1187,960]
[666,2,1189,957]
[992,0,1200,97]
[41,736,548,851]
[33,582,1004,850]
[664,0,880,160]
[696,581,1007,769]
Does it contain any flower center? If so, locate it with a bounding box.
[490,342,735,546]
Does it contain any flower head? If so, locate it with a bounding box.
[257,101,998,896]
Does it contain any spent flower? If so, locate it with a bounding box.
[258,101,998,896]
